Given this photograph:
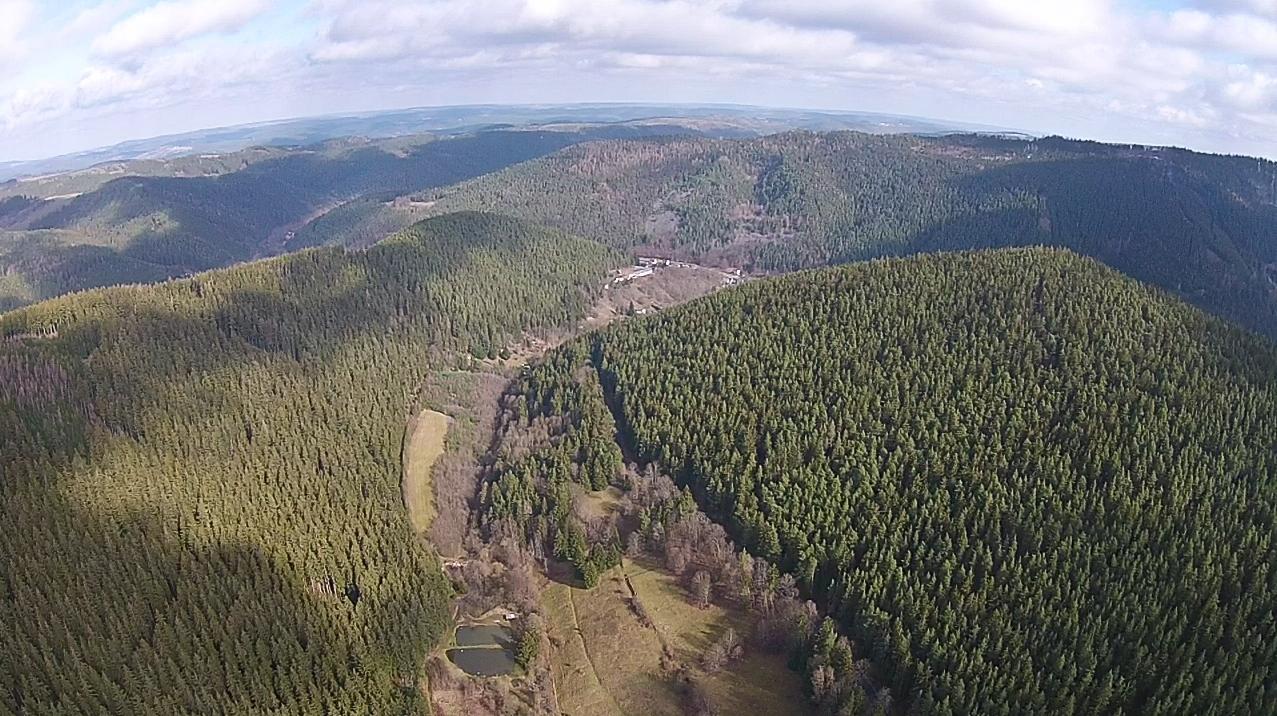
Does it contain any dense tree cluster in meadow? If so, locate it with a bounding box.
[480,341,626,586]
[0,212,618,714]
[557,248,1277,714]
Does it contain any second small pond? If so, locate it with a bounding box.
[446,646,517,676]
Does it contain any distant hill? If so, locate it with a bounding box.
[6,121,1277,341]
[418,132,1277,337]
[0,102,1011,183]
[0,125,670,310]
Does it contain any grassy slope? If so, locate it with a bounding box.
[626,561,812,716]
[403,409,451,534]
[541,561,812,716]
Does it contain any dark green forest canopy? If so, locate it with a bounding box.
[0,212,619,714]
[426,131,1277,337]
[566,248,1277,714]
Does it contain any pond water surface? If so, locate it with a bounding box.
[448,623,518,676]
[455,624,514,648]
[447,647,517,676]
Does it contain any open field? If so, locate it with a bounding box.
[573,485,625,523]
[585,264,743,329]
[541,582,626,715]
[402,408,450,534]
[542,568,678,716]
[626,561,812,716]
[541,560,813,716]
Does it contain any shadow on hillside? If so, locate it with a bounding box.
[0,212,624,710]
[0,229,574,711]
[12,126,658,298]
[1,478,437,712]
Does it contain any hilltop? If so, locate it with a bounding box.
[517,247,1277,714]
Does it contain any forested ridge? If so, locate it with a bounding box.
[8,127,1277,338]
[525,248,1277,714]
[0,126,665,311]
[0,212,619,714]
[424,131,1277,337]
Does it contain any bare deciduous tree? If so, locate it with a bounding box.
[625,531,644,557]
[691,570,712,608]
[667,546,689,575]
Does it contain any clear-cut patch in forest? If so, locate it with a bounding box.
[402,408,450,534]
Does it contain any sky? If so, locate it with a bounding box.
[3,0,1277,161]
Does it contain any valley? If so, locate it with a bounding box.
[10,0,1277,709]
[402,259,807,715]
[407,245,1277,714]
[3,118,1277,716]
[0,125,689,310]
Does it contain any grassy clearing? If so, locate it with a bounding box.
[402,408,449,534]
[540,561,813,716]
[573,485,625,523]
[627,561,812,716]
[543,568,679,716]
[541,582,624,715]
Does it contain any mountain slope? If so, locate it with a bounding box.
[0,212,619,713]
[0,126,660,310]
[537,248,1277,714]
[423,132,1277,337]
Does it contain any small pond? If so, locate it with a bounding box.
[447,646,517,676]
[455,624,515,648]
[448,623,517,676]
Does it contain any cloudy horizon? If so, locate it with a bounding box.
[4,0,1277,162]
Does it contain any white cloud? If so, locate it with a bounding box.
[1222,65,1277,109]
[63,1,145,42]
[2,41,288,131]
[0,0,34,63]
[93,0,270,56]
[82,43,286,107]
[1156,103,1213,126]
[313,0,865,68]
[1193,0,1277,17]
[8,0,1277,158]
[1159,8,1277,60]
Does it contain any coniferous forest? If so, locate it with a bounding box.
[0,212,617,714]
[3,125,1277,716]
[520,248,1277,714]
[0,126,659,311]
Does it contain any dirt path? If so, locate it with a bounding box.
[566,587,623,713]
